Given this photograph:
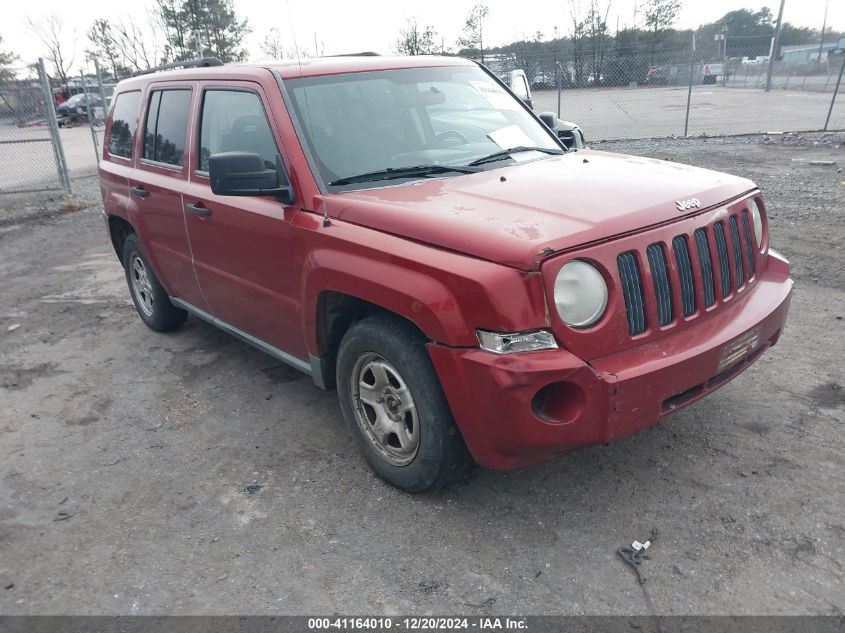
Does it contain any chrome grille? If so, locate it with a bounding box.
[694,228,716,307]
[728,216,744,289]
[618,209,757,337]
[617,251,646,336]
[741,210,755,277]
[672,235,696,317]
[713,222,731,299]
[646,243,673,326]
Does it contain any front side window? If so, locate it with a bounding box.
[199,89,279,172]
[286,65,559,190]
[108,90,140,158]
[142,89,191,167]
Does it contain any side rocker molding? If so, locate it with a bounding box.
[169,297,314,379]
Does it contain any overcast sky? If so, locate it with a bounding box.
[4,0,843,70]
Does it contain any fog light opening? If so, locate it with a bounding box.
[531,381,586,425]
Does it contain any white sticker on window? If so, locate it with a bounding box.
[487,125,535,154]
[469,80,519,111]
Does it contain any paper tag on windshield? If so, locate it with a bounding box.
[487,125,536,159]
[469,80,519,111]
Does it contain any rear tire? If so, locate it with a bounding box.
[336,314,472,493]
[122,233,187,332]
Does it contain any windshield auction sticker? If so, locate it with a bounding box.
[469,80,519,111]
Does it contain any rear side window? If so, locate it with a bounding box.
[108,91,140,158]
[198,90,279,172]
[142,89,191,167]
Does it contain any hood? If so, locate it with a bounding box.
[326,149,756,270]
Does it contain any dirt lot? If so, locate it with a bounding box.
[0,134,843,616]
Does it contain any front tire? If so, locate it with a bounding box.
[122,233,187,332]
[336,314,472,492]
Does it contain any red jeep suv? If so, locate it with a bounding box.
[99,55,793,492]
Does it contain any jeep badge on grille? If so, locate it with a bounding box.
[676,198,701,211]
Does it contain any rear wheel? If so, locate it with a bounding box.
[122,233,187,332]
[336,314,472,492]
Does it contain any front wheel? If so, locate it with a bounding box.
[336,314,472,492]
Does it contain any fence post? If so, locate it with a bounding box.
[37,58,72,195]
[824,53,845,131]
[684,32,696,137]
[556,60,562,118]
[94,58,107,108]
[81,69,100,164]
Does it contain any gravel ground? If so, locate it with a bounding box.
[0,134,843,616]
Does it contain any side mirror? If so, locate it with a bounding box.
[209,152,294,204]
[538,111,557,129]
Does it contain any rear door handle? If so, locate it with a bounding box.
[130,186,149,198]
[185,203,211,218]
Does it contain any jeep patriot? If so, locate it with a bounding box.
[99,55,793,492]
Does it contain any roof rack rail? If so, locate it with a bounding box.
[328,52,381,57]
[133,57,223,77]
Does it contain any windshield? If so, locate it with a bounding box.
[286,65,561,190]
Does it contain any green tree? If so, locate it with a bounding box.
[87,19,126,80]
[457,4,490,62]
[643,0,683,63]
[0,35,18,82]
[394,18,439,56]
[155,0,250,63]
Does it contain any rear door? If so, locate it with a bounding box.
[100,90,141,228]
[131,83,208,309]
[182,80,306,358]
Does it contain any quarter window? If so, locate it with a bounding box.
[142,89,191,167]
[108,91,140,158]
[199,90,279,172]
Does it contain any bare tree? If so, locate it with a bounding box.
[26,13,74,91]
[567,0,587,86]
[586,0,612,84]
[394,18,439,56]
[87,19,125,80]
[643,0,683,63]
[261,27,285,60]
[457,3,490,62]
[86,15,163,76]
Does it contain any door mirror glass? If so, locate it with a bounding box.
[208,151,294,204]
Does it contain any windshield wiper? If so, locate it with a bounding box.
[329,164,479,186]
[467,146,565,167]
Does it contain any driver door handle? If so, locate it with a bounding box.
[186,202,211,218]
[130,186,149,198]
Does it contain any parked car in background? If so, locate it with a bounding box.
[100,55,792,492]
[57,92,105,126]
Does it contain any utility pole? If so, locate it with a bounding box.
[195,32,203,59]
[765,0,785,91]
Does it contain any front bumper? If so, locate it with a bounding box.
[428,253,793,470]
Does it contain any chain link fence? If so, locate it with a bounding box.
[0,59,70,194]
[468,39,845,141]
[2,42,843,198]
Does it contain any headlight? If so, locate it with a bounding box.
[554,260,608,328]
[750,199,764,250]
[476,329,558,354]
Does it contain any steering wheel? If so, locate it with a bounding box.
[435,130,468,145]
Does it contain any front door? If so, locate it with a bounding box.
[182,81,306,359]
